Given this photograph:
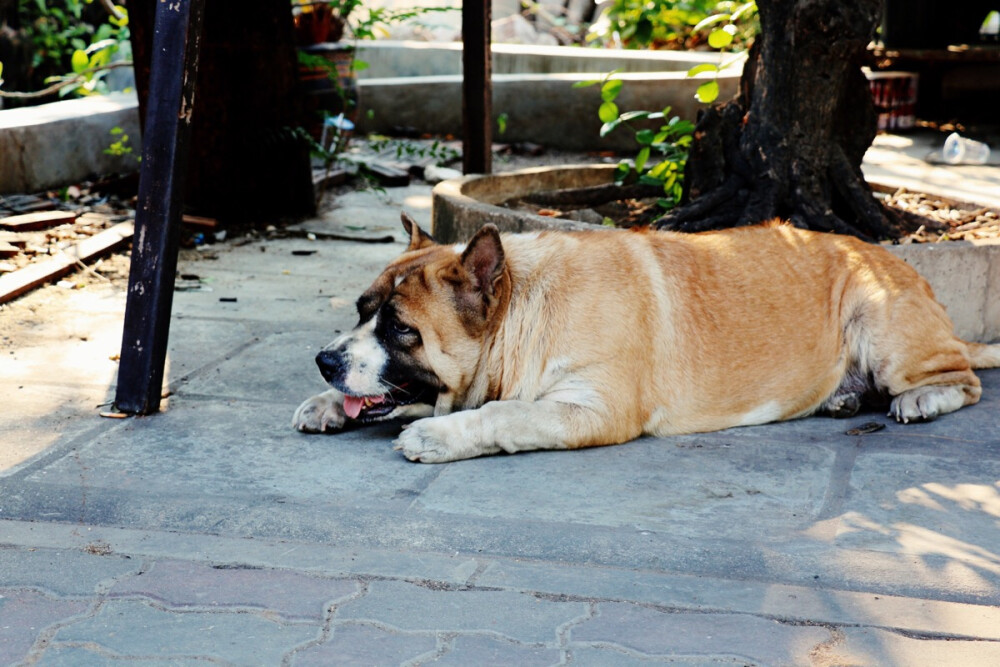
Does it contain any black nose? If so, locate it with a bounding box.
[316,350,346,385]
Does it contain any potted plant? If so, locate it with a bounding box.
[293,0,364,148]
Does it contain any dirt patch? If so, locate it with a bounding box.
[502,181,1000,244]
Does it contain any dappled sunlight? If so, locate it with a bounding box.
[0,288,130,472]
[402,193,433,212]
[909,481,1000,519]
[892,522,1000,575]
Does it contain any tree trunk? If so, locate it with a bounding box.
[129,0,315,226]
[655,0,899,240]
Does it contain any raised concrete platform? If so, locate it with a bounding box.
[0,92,141,194]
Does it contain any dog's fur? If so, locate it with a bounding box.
[293,214,1000,462]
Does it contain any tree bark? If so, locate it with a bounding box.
[129,0,315,226]
[655,0,899,241]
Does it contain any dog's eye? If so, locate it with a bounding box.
[391,320,415,336]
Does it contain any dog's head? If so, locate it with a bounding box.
[315,213,510,422]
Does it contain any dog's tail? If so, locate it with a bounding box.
[967,342,1000,369]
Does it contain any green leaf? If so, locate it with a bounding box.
[0,61,4,81]
[649,161,670,179]
[693,13,730,33]
[619,110,653,123]
[635,129,655,145]
[731,2,758,22]
[687,63,719,78]
[600,120,621,138]
[110,5,129,27]
[695,80,720,104]
[71,49,88,73]
[635,147,650,172]
[708,28,734,49]
[598,101,619,124]
[600,79,622,102]
[573,79,601,88]
[634,17,653,44]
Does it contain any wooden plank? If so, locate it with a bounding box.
[115,0,206,415]
[0,211,77,231]
[181,214,218,230]
[0,242,20,258]
[0,232,27,247]
[462,0,492,175]
[0,222,134,305]
[361,162,411,187]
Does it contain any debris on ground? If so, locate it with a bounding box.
[0,180,136,277]
[877,187,1000,244]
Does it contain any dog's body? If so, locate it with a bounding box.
[294,215,1000,462]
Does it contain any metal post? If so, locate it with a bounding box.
[115,0,205,414]
[462,0,492,174]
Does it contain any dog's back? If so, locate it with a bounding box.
[489,224,981,438]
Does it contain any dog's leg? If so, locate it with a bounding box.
[394,399,625,463]
[889,384,974,424]
[292,389,347,433]
[869,313,982,424]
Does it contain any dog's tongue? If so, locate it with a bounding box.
[343,394,385,419]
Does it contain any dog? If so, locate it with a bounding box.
[293,213,1000,463]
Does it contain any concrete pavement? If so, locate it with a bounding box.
[2,159,1000,664]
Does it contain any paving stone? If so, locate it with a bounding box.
[570,602,829,664]
[37,645,209,666]
[292,623,437,666]
[336,580,588,644]
[51,599,318,663]
[830,626,1000,665]
[109,559,358,620]
[0,548,139,595]
[570,646,721,666]
[433,634,563,665]
[0,590,91,664]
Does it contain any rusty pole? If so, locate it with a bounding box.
[115,0,205,414]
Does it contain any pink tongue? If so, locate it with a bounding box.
[343,394,386,419]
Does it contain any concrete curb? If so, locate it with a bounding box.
[360,72,740,152]
[0,92,141,194]
[433,165,1000,341]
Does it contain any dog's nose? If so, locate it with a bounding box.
[316,349,345,385]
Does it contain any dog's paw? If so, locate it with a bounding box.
[889,385,965,424]
[821,391,862,419]
[393,416,493,463]
[393,419,459,463]
[292,390,346,433]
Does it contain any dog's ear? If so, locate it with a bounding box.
[460,224,505,297]
[401,212,437,251]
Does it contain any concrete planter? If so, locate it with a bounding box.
[432,165,1000,342]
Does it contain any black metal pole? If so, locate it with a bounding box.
[462,0,492,174]
[115,0,205,414]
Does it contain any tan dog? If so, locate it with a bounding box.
[293,213,1000,462]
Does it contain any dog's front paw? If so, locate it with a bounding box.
[393,419,459,463]
[292,390,346,433]
[393,416,495,463]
